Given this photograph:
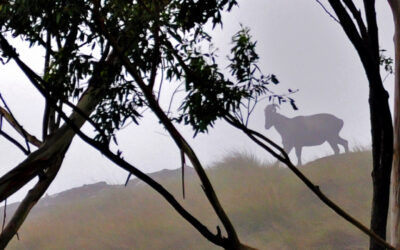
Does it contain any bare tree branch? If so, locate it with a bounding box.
[0,106,42,148]
[0,130,30,155]
[157,59,165,102]
[343,0,368,39]
[327,0,369,65]
[167,82,184,116]
[180,149,186,199]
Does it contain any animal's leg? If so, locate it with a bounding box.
[337,137,349,153]
[295,146,302,166]
[283,144,293,155]
[274,144,292,167]
[283,144,293,162]
[328,141,340,155]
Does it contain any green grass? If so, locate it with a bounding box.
[7,151,373,249]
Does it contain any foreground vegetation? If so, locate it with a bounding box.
[6,151,372,249]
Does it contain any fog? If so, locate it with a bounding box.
[0,0,395,202]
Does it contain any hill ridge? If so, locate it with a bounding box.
[4,151,372,249]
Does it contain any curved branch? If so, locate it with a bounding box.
[78,136,225,246]
[91,3,242,247]
[224,114,395,250]
[316,0,340,23]
[0,13,228,249]
[25,88,226,247]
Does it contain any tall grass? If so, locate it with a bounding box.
[7,150,372,249]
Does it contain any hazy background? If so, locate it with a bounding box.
[0,0,395,202]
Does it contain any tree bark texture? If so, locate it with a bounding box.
[389,0,400,248]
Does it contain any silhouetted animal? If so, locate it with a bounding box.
[264,104,349,165]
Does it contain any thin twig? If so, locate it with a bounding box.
[124,173,132,186]
[167,82,184,116]
[0,107,31,154]
[157,59,165,102]
[0,95,31,153]
[316,0,341,24]
[0,107,42,148]
[61,99,107,139]
[180,149,186,199]
[0,130,30,155]
[383,72,391,83]
[245,95,258,126]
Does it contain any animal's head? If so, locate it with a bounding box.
[264,104,279,129]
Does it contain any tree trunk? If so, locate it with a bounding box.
[0,154,64,248]
[389,0,400,248]
[0,84,108,248]
[369,88,394,250]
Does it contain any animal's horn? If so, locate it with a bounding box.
[265,104,279,113]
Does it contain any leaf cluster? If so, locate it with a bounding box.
[0,0,284,141]
[169,0,237,31]
[0,0,107,101]
[170,26,278,134]
[91,80,145,145]
[0,0,89,43]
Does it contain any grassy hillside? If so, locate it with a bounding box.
[6,151,373,250]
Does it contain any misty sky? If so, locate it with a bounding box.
[0,0,396,202]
